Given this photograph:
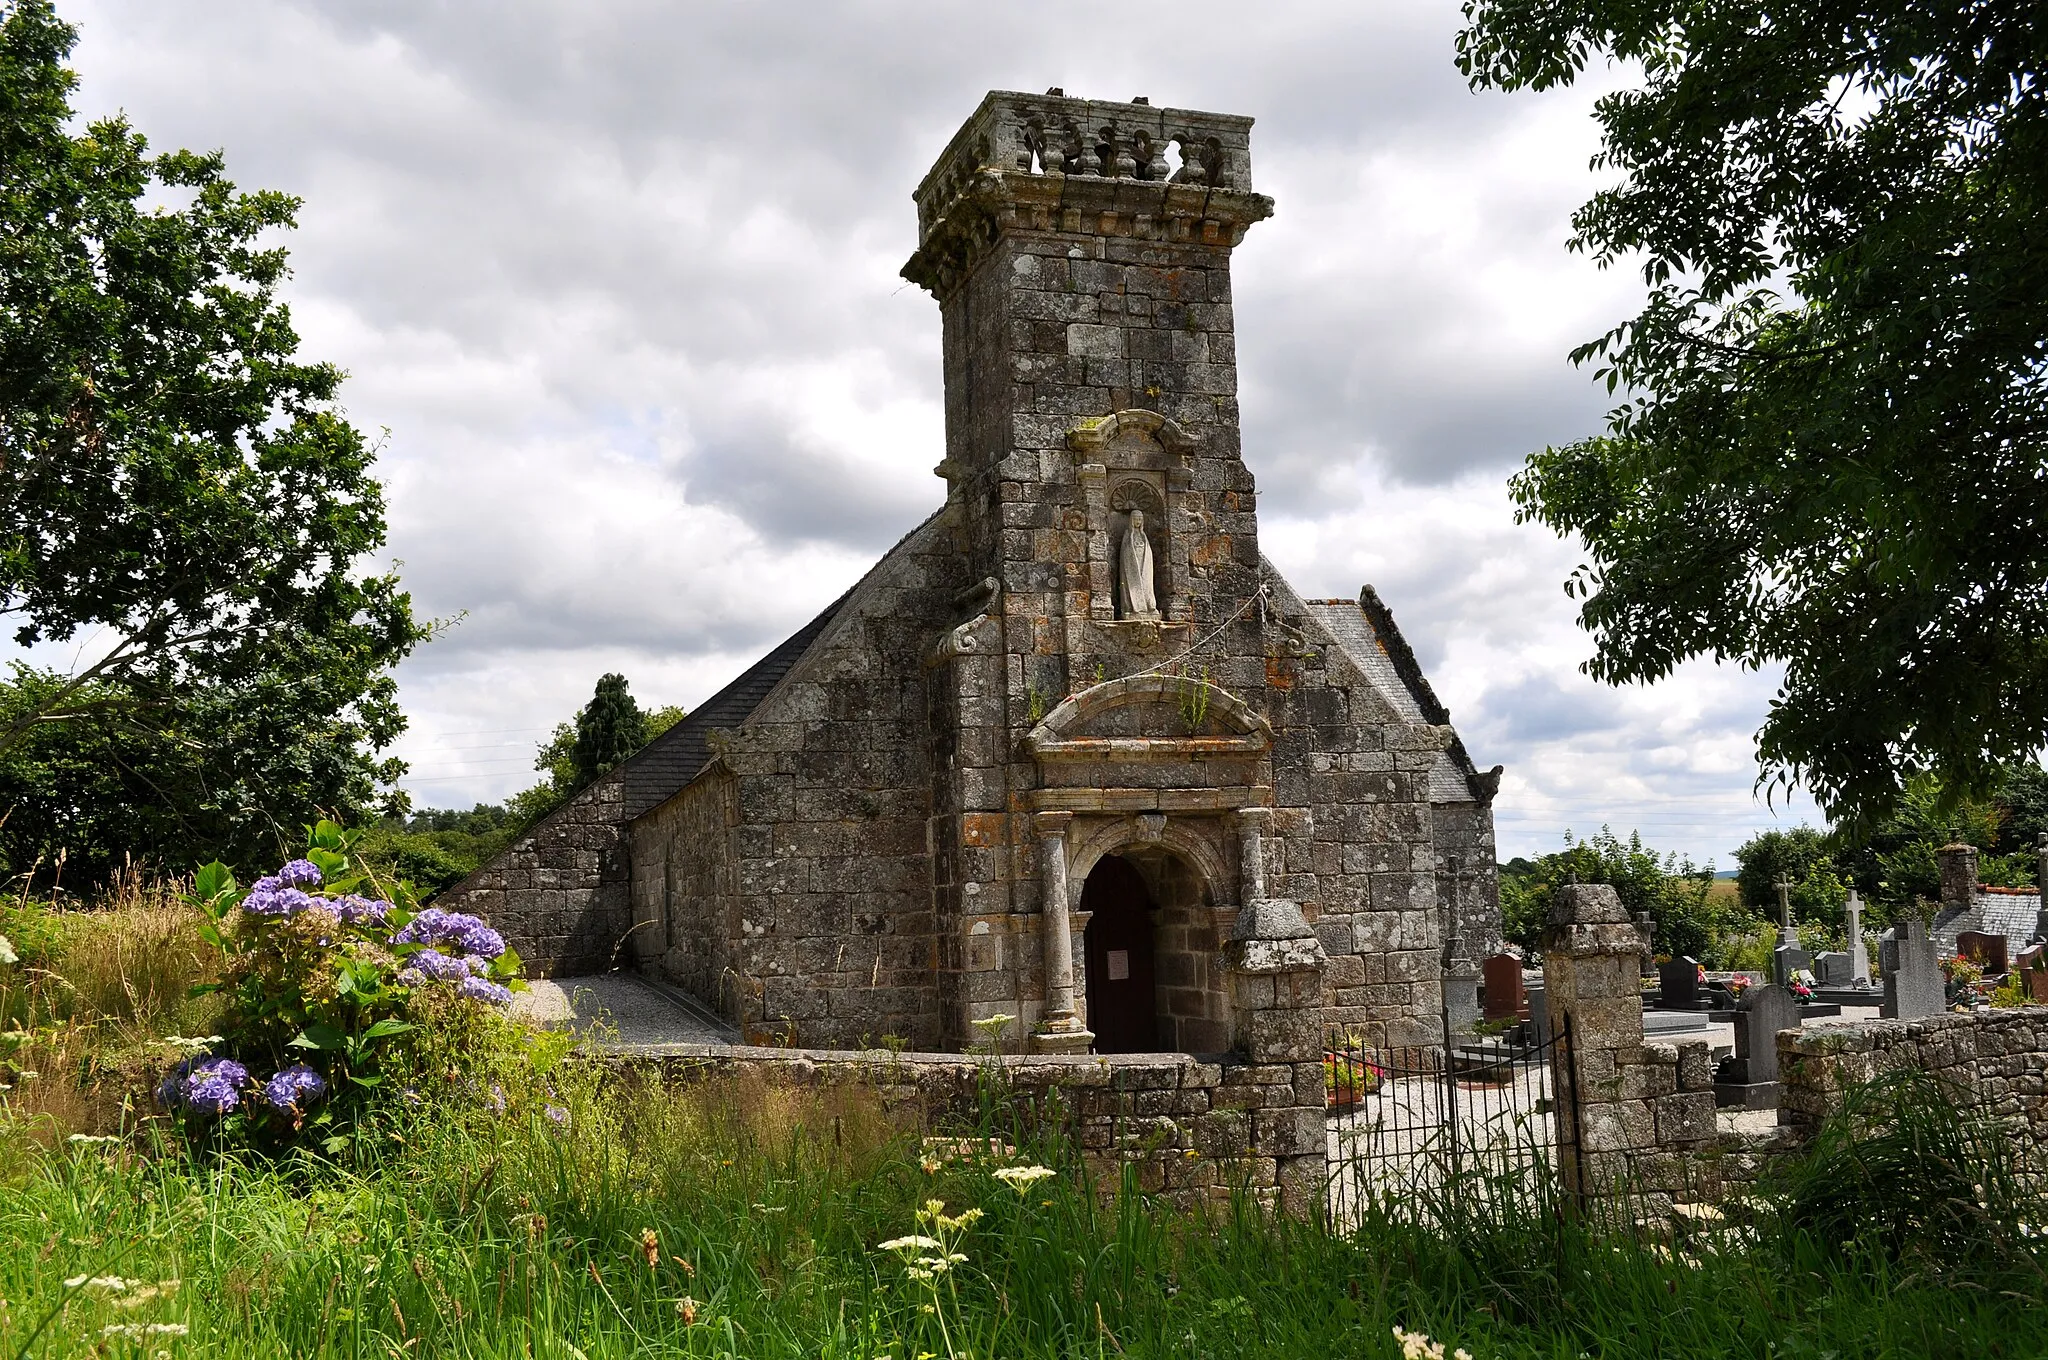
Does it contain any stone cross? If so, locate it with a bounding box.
[1773,874,1800,946]
[1844,888,1870,984]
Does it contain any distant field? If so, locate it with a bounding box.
[1707,878,1744,906]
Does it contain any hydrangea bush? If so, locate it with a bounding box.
[165,821,526,1146]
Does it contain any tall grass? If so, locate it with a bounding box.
[4,891,2046,1358]
[4,1060,2046,1360]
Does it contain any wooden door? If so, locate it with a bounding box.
[1081,855,1157,1053]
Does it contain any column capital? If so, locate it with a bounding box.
[1233,806,1272,833]
[1033,810,1073,838]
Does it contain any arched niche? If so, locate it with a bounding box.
[1067,409,1196,623]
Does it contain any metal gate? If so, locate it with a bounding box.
[1325,1007,1576,1226]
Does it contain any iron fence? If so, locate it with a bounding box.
[1325,1012,1575,1227]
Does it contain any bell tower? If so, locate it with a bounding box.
[905,92,1281,1051]
[903,90,1274,695]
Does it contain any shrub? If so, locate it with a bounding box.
[163,820,527,1150]
[1768,1067,2042,1273]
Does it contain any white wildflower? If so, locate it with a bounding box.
[878,1235,942,1252]
[64,1276,136,1294]
[992,1164,1055,1188]
[1393,1326,1448,1360]
[100,1322,189,1338]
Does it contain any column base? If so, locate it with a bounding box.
[1030,1023,1096,1055]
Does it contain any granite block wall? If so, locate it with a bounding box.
[435,768,633,977]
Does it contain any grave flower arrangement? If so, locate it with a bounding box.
[164,820,526,1147]
[1324,1037,1386,1108]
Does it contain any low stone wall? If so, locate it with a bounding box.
[1779,1007,2048,1156]
[607,1043,1326,1213]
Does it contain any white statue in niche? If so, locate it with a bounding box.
[1118,510,1161,620]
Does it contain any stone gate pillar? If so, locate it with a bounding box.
[1540,883,1715,1211]
[1223,893,1328,1215]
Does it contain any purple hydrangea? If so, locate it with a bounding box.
[277,859,324,888]
[458,975,513,1006]
[334,894,390,926]
[160,1057,249,1116]
[241,876,319,918]
[404,948,474,983]
[155,1058,197,1110]
[263,1063,327,1110]
[391,908,505,960]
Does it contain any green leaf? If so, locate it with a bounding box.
[192,861,236,902]
[361,1018,415,1042]
[292,1023,348,1052]
[307,847,349,880]
[349,1072,384,1088]
[186,982,223,998]
[197,922,224,951]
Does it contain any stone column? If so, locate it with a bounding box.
[1541,883,1715,1214]
[1030,812,1094,1054]
[1938,841,1979,911]
[1223,888,1329,1217]
[1235,806,1270,907]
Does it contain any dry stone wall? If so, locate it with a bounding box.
[1779,1008,2048,1159]
[612,1043,1326,1213]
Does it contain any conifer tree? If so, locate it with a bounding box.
[570,674,648,788]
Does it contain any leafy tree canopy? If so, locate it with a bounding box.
[1499,826,1720,958]
[0,1,423,802]
[1460,0,2048,832]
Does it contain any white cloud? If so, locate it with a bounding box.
[52,0,1824,862]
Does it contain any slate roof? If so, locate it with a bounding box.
[617,508,946,819]
[1932,890,2047,958]
[1302,588,1498,806]
[617,589,853,819]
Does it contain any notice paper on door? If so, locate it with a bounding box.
[1106,949,1130,981]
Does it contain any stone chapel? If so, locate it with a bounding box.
[440,91,1504,1056]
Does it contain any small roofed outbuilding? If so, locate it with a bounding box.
[436,90,1504,1056]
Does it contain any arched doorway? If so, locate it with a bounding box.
[1080,854,1157,1052]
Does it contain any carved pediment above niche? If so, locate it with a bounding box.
[1024,674,1271,763]
[1066,408,1195,471]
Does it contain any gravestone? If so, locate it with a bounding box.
[1815,951,1852,986]
[1772,942,1812,988]
[1658,956,1704,1010]
[1845,889,1872,983]
[1714,983,1800,1109]
[1880,918,1943,1020]
[1526,982,1551,1047]
[1481,953,1525,1021]
[1956,930,2008,976]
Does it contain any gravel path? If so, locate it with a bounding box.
[510,972,738,1047]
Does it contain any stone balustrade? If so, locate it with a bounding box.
[912,91,1258,244]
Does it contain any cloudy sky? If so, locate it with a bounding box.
[62,0,1823,865]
